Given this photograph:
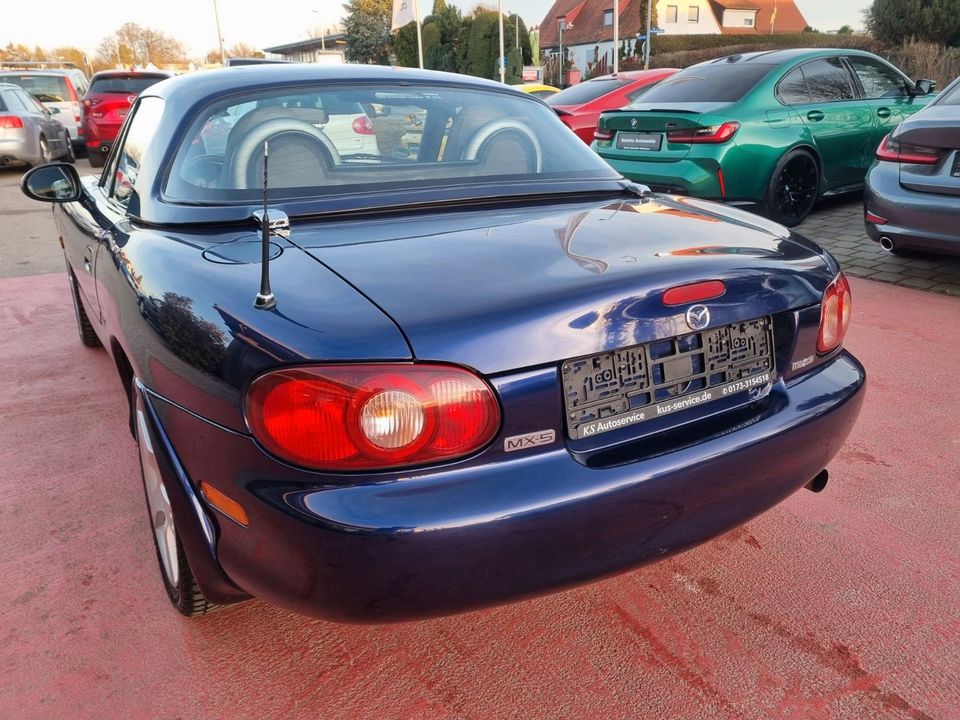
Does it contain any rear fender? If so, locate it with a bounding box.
[135,380,249,605]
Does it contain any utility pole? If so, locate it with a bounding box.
[498,0,506,83]
[613,0,619,74]
[644,0,652,70]
[558,17,566,87]
[212,0,226,65]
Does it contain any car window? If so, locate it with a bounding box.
[110,97,165,207]
[22,90,50,114]
[0,74,69,103]
[166,84,618,203]
[846,57,911,99]
[935,81,960,105]
[89,75,168,95]
[546,78,631,106]
[799,58,855,102]
[625,82,661,102]
[627,64,775,105]
[777,66,810,104]
[2,88,27,112]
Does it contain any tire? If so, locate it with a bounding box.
[764,149,820,227]
[60,132,76,163]
[38,136,52,165]
[88,150,105,169]
[134,388,219,617]
[66,266,101,347]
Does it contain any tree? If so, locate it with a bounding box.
[865,0,960,46]
[206,43,265,64]
[94,23,188,67]
[836,24,854,35]
[342,0,393,64]
[637,0,659,32]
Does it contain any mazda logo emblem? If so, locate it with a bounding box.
[685,304,711,331]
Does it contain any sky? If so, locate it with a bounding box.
[3,1,871,60]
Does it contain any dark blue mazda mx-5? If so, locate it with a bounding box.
[21,64,864,621]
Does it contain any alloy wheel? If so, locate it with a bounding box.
[135,393,180,588]
[774,154,818,224]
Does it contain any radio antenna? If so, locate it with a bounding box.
[254,139,277,310]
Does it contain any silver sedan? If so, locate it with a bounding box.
[0,82,74,167]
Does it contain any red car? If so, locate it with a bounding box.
[81,70,170,167]
[545,69,678,144]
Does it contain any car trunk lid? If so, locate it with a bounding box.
[597,104,731,163]
[896,107,960,197]
[293,195,832,376]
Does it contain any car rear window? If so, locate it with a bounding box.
[628,64,775,105]
[89,75,167,95]
[0,74,69,102]
[936,81,960,105]
[166,83,619,203]
[546,78,631,106]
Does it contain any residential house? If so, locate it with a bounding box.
[539,0,808,77]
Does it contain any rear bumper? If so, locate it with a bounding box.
[601,154,725,199]
[864,162,960,256]
[149,351,865,621]
[0,135,38,165]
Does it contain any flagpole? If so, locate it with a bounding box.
[613,0,619,74]
[498,0,506,83]
[414,0,424,69]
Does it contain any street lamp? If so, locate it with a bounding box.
[558,17,571,87]
[212,0,226,65]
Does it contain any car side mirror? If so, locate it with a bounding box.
[914,79,936,95]
[20,162,82,203]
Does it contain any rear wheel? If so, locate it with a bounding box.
[764,149,820,227]
[60,132,75,163]
[38,136,52,165]
[66,266,101,347]
[134,388,219,617]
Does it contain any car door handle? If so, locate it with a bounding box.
[84,244,94,272]
[876,107,891,119]
[806,110,825,122]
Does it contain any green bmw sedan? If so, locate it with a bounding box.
[593,49,936,225]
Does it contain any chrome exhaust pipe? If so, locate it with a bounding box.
[879,236,895,252]
[805,469,829,493]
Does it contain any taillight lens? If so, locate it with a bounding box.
[593,125,614,142]
[352,115,375,135]
[0,115,24,129]
[667,121,740,144]
[875,133,944,165]
[817,272,852,354]
[245,364,501,471]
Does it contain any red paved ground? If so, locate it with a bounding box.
[1,272,957,720]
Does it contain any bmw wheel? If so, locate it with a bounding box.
[134,387,218,617]
[765,149,820,227]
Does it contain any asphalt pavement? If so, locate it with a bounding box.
[1,162,958,719]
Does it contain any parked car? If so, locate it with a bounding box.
[594,49,937,226]
[517,83,560,99]
[82,70,171,167]
[20,64,864,621]
[0,82,73,166]
[0,70,87,156]
[864,75,960,256]
[546,69,678,144]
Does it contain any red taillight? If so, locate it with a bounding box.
[662,280,726,306]
[875,133,944,165]
[83,98,100,108]
[0,115,24,129]
[593,119,613,141]
[817,272,852,354]
[352,115,375,135]
[667,121,740,144]
[245,364,501,471]
[865,211,887,225]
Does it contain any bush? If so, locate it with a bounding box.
[866,0,960,47]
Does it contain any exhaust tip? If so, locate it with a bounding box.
[879,236,895,252]
[805,469,829,493]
